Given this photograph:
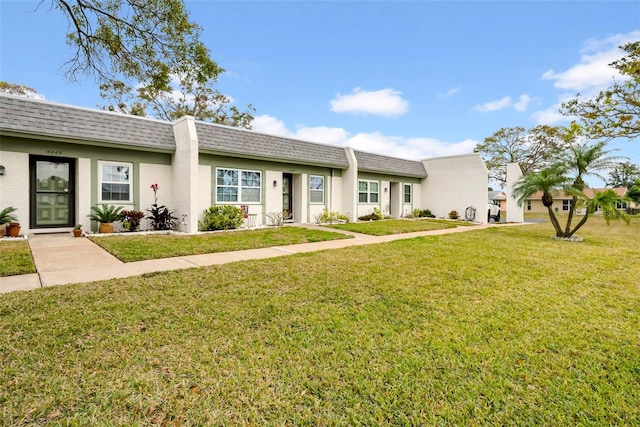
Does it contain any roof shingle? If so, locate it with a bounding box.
[195,122,349,168]
[0,94,175,150]
[354,150,427,178]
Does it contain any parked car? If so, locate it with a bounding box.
[488,200,501,222]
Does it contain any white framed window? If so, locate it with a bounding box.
[562,199,571,211]
[403,184,412,204]
[309,175,325,204]
[358,180,379,204]
[99,161,132,203]
[216,168,262,203]
[616,200,628,210]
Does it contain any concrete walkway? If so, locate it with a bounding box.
[1,222,529,294]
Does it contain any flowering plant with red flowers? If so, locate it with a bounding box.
[146,183,176,230]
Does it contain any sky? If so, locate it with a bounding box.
[1,1,639,188]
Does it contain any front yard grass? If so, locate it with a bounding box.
[1,217,638,425]
[327,218,469,235]
[0,240,36,277]
[90,226,352,262]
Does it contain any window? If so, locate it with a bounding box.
[616,200,628,210]
[216,168,261,203]
[309,175,324,204]
[99,161,132,203]
[526,200,532,211]
[562,199,571,211]
[358,180,379,204]
[403,184,412,204]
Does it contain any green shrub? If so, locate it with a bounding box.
[199,205,245,231]
[359,207,384,221]
[88,204,123,223]
[448,210,460,220]
[120,210,145,232]
[372,207,384,221]
[316,208,349,224]
[420,209,434,218]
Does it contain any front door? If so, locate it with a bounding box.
[282,173,293,221]
[30,155,76,229]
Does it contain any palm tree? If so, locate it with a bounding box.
[512,166,569,237]
[562,141,627,236]
[513,141,629,239]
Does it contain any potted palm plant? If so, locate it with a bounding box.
[73,224,83,237]
[88,204,123,234]
[0,207,20,237]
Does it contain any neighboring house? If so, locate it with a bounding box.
[525,188,633,214]
[0,94,492,234]
[488,190,507,211]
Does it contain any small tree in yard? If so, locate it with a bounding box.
[513,139,630,238]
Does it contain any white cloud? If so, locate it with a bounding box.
[251,114,292,136]
[251,114,476,160]
[438,87,462,99]
[330,87,409,117]
[513,94,532,112]
[294,126,350,145]
[474,96,512,112]
[530,107,567,126]
[541,31,640,92]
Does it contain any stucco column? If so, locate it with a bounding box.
[342,148,358,222]
[506,162,524,223]
[172,116,199,234]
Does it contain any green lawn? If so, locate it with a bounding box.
[1,217,639,425]
[90,226,353,262]
[327,218,468,235]
[0,240,36,277]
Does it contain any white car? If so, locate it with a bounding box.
[488,200,501,222]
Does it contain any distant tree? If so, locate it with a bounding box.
[512,140,628,238]
[0,82,43,99]
[607,161,640,188]
[561,41,639,141]
[474,125,570,186]
[37,0,253,127]
[627,179,640,204]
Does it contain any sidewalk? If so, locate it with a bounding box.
[0,222,527,294]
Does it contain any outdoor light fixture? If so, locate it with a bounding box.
[0,165,5,176]
[384,187,388,193]
[273,180,278,187]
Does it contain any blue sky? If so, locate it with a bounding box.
[1,1,639,185]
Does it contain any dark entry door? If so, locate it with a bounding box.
[282,173,293,221]
[30,156,76,228]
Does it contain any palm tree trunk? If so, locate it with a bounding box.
[546,206,564,237]
[567,211,589,238]
[563,196,578,237]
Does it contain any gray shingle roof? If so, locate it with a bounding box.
[1,95,430,177]
[195,122,349,168]
[0,94,175,150]
[354,150,427,178]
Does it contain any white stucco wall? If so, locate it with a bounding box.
[506,162,524,223]
[264,170,282,226]
[294,173,307,223]
[77,157,92,231]
[139,163,173,231]
[329,174,342,214]
[412,182,422,216]
[421,154,489,223]
[309,204,327,224]
[196,164,212,227]
[0,151,29,231]
[342,148,358,222]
